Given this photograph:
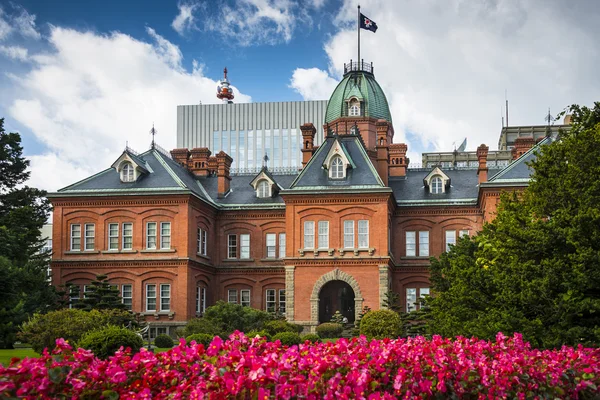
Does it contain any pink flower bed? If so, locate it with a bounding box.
[1,332,600,399]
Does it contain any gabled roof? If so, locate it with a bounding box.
[487,136,551,184]
[249,167,279,189]
[423,166,450,186]
[322,137,356,170]
[286,134,386,192]
[111,150,148,174]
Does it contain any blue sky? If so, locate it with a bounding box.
[0,0,598,190]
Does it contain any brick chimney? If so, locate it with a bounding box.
[189,147,212,176]
[300,123,316,168]
[375,120,390,186]
[170,148,190,167]
[477,144,489,184]
[389,143,408,177]
[511,137,535,160]
[216,151,233,198]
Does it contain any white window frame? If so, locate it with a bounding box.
[266,233,276,258]
[201,287,207,313]
[197,228,208,256]
[70,224,81,251]
[240,234,250,259]
[279,289,286,315]
[318,221,329,249]
[228,234,237,259]
[121,162,134,182]
[266,289,276,312]
[445,230,456,252]
[160,284,170,312]
[406,288,417,313]
[146,222,157,250]
[108,223,119,251]
[431,176,443,194]
[419,231,430,257]
[459,229,470,238]
[69,284,80,308]
[240,289,251,307]
[257,180,270,198]
[228,289,237,304]
[329,156,344,179]
[84,223,95,251]
[406,231,416,257]
[146,284,157,312]
[160,222,171,249]
[196,286,202,314]
[122,223,133,250]
[279,233,286,259]
[344,220,355,248]
[304,221,315,249]
[358,220,369,248]
[122,284,132,310]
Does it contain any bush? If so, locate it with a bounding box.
[359,310,403,340]
[316,322,343,339]
[203,301,273,335]
[246,330,271,341]
[183,318,222,338]
[154,334,174,348]
[272,332,301,346]
[77,325,143,359]
[185,333,216,347]
[263,320,303,336]
[301,333,321,343]
[19,308,134,353]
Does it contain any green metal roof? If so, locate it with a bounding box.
[325,71,392,124]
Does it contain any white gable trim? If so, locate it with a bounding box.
[423,167,451,194]
[110,152,147,183]
[323,139,352,179]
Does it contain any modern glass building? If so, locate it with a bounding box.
[176,101,329,171]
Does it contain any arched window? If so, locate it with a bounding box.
[349,101,360,117]
[257,180,270,198]
[431,176,443,194]
[330,156,344,179]
[121,163,134,182]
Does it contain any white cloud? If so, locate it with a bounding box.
[289,67,338,100]
[0,45,28,61]
[171,1,200,36]
[0,7,13,41]
[294,0,600,160]
[0,4,40,41]
[7,26,251,191]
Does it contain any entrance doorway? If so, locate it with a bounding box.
[318,280,355,324]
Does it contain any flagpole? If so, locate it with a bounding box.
[358,4,360,69]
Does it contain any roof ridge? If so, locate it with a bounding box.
[488,136,550,182]
[152,150,188,189]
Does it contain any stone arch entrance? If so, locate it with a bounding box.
[319,280,355,323]
[310,269,363,326]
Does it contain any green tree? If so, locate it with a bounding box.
[427,102,600,348]
[76,274,127,311]
[0,118,56,348]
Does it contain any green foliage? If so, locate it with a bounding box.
[18,308,134,353]
[77,325,143,359]
[401,298,431,338]
[330,311,345,324]
[315,322,343,339]
[0,118,57,348]
[263,320,302,336]
[383,291,403,313]
[246,330,271,341]
[428,103,600,348]
[153,334,174,348]
[301,333,321,343]
[359,310,403,340]
[272,332,301,346]
[74,275,126,311]
[352,305,372,336]
[182,318,223,338]
[201,301,274,335]
[185,333,216,347]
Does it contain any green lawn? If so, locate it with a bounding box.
[0,348,39,366]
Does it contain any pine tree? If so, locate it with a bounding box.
[77,274,127,311]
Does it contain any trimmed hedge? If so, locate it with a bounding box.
[182,318,222,338]
[272,332,302,346]
[185,333,216,348]
[301,333,321,343]
[316,322,343,339]
[154,334,174,348]
[77,325,143,359]
[263,320,303,336]
[359,309,403,339]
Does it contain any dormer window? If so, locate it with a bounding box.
[349,99,360,116]
[257,180,270,198]
[431,176,443,194]
[121,163,135,182]
[423,167,450,194]
[330,156,344,179]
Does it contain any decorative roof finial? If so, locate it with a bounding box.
[223,67,228,80]
[263,153,269,169]
[149,123,158,149]
[217,66,234,104]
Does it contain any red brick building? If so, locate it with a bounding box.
[48,62,539,335]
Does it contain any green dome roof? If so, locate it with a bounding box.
[325,70,392,124]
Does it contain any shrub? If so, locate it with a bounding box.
[19,308,134,353]
[154,334,174,348]
[316,322,343,339]
[77,325,143,359]
[203,301,273,335]
[183,318,222,338]
[359,309,403,339]
[272,332,301,346]
[246,330,271,341]
[301,333,321,343]
[185,333,216,347]
[263,320,303,336]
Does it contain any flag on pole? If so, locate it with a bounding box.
[360,13,377,32]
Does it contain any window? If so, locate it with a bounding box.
[419,231,429,257]
[160,284,170,311]
[406,231,416,256]
[304,221,315,249]
[69,285,80,308]
[318,221,329,249]
[445,230,456,252]
[121,162,134,182]
[84,224,95,251]
[257,180,270,198]
[240,289,251,307]
[196,286,204,314]
[349,100,360,116]
[122,223,133,250]
[202,287,207,313]
[228,235,237,258]
[358,220,369,248]
[122,284,132,310]
[279,289,286,314]
[146,222,157,249]
[240,234,250,259]
[431,176,443,194]
[420,288,430,298]
[108,223,119,251]
[197,228,208,256]
[266,233,276,258]
[459,229,469,238]
[279,233,286,259]
[70,224,81,251]
[228,289,237,304]
[266,289,276,312]
[146,284,157,311]
[330,156,344,179]
[160,222,171,249]
[344,220,355,248]
[406,288,417,313]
